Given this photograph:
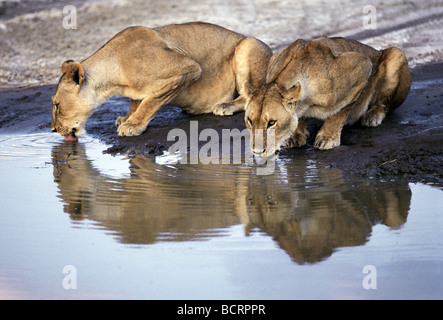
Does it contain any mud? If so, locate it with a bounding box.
[0,0,442,184]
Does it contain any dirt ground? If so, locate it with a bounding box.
[0,0,442,183]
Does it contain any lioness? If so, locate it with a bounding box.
[244,37,411,155]
[51,22,272,140]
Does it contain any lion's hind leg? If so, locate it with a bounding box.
[213,37,272,116]
[361,103,388,127]
[361,47,411,127]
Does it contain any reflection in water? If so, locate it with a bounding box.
[51,142,411,264]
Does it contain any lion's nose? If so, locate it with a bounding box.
[51,127,57,133]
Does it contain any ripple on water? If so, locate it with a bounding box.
[0,133,61,160]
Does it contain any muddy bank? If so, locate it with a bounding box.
[0,63,441,184]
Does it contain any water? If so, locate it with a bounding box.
[0,132,442,299]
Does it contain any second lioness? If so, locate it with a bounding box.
[244,37,411,155]
[51,22,272,140]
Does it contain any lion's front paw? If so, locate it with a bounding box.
[361,108,386,127]
[115,115,129,127]
[282,132,308,148]
[117,120,146,137]
[314,133,341,150]
[213,103,235,116]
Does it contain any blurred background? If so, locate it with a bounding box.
[0,0,442,86]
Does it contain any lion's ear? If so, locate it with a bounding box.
[242,80,257,100]
[283,82,301,111]
[61,60,85,90]
[61,60,75,74]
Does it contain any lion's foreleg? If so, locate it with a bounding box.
[282,118,309,148]
[315,106,352,150]
[117,70,201,137]
[117,51,202,137]
[116,97,163,136]
[116,99,141,127]
[116,77,185,137]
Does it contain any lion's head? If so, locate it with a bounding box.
[244,81,302,157]
[51,60,92,140]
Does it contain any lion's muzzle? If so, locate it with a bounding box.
[250,128,276,158]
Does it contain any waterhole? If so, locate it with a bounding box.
[0,132,442,299]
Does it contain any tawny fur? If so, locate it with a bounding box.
[51,22,272,138]
[244,36,411,155]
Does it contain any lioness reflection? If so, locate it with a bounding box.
[51,142,410,264]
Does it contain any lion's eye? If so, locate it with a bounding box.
[247,117,253,128]
[54,103,60,112]
[267,120,277,128]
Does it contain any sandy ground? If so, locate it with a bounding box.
[0,0,442,183]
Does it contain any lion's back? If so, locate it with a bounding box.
[155,22,245,63]
[314,36,380,64]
